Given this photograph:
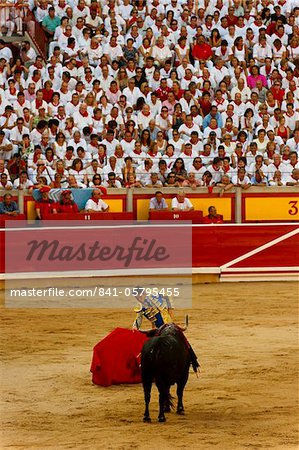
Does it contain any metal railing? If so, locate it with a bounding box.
[27,16,47,60]
[0,3,28,35]
[0,4,47,59]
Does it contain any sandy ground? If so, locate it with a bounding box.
[0,281,298,450]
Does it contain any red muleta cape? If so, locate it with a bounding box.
[90,327,148,387]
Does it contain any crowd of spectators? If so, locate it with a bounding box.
[0,0,298,197]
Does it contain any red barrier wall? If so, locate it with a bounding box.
[0,224,298,277]
[191,224,298,268]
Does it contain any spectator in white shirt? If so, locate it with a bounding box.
[123,78,143,109]
[85,188,109,212]
[232,167,252,189]
[171,189,194,211]
[137,104,155,131]
[253,36,272,66]
[73,103,93,131]
[152,36,173,67]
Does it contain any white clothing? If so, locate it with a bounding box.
[85,198,109,212]
[171,197,193,210]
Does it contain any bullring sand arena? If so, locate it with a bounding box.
[0,281,298,450]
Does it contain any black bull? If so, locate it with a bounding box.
[141,324,191,422]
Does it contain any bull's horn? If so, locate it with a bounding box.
[180,315,189,331]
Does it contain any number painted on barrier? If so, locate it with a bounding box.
[173,214,180,219]
[288,201,298,216]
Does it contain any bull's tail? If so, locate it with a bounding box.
[167,393,175,410]
[163,392,175,413]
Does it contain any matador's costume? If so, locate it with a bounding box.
[133,294,173,330]
[133,293,199,373]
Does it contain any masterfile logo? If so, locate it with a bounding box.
[26,237,170,268]
[5,221,192,274]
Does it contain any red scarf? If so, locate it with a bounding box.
[265,65,271,75]
[98,154,106,164]
[33,153,41,163]
[267,150,274,158]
